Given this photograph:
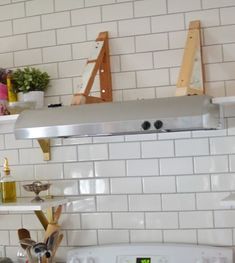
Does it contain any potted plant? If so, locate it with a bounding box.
[12,67,50,109]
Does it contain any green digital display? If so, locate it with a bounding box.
[136,258,151,263]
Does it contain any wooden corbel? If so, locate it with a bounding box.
[37,139,51,161]
[71,31,112,105]
[176,20,205,96]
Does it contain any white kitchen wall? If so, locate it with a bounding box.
[0,0,235,261]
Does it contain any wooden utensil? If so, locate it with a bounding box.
[52,205,62,224]
[52,233,63,258]
[18,228,31,250]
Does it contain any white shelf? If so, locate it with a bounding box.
[0,197,68,211]
[220,193,235,207]
[0,114,19,124]
[212,96,235,105]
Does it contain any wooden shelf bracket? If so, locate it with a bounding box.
[37,139,51,161]
[176,20,204,96]
[71,31,112,105]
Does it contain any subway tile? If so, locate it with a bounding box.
[154,49,183,68]
[14,49,42,67]
[50,146,77,162]
[196,192,229,210]
[134,0,166,17]
[63,137,92,145]
[127,159,159,176]
[79,178,109,194]
[203,45,223,64]
[112,72,136,90]
[198,229,232,246]
[72,42,93,59]
[97,195,128,211]
[163,230,197,244]
[36,63,58,79]
[42,12,70,30]
[0,3,24,21]
[210,137,235,154]
[12,165,34,181]
[160,157,193,175]
[121,53,153,71]
[226,80,235,96]
[136,69,169,87]
[202,0,234,8]
[168,0,201,13]
[28,30,56,48]
[204,25,235,45]
[211,174,235,191]
[111,177,142,194]
[177,175,210,192]
[60,214,81,229]
[0,35,27,53]
[175,138,209,156]
[46,78,73,96]
[13,16,40,34]
[142,141,174,158]
[169,30,187,49]
[152,14,184,33]
[71,7,101,26]
[214,211,235,227]
[110,37,135,55]
[66,197,96,213]
[55,0,84,11]
[0,150,19,165]
[87,21,118,40]
[0,53,14,68]
[0,135,4,149]
[185,9,220,27]
[34,163,63,180]
[95,160,125,177]
[43,45,72,63]
[158,131,191,140]
[5,134,32,149]
[57,26,86,45]
[85,0,115,7]
[125,134,157,142]
[143,176,176,193]
[146,212,178,229]
[102,2,133,21]
[81,213,111,229]
[227,118,235,136]
[98,230,129,244]
[67,230,97,246]
[119,18,150,37]
[136,33,168,52]
[179,211,213,228]
[58,60,86,78]
[78,144,108,161]
[205,81,226,98]
[223,43,235,62]
[129,194,161,211]
[162,193,195,211]
[220,6,235,25]
[194,156,228,174]
[64,162,93,178]
[22,214,43,230]
[109,142,140,159]
[50,179,79,195]
[0,215,22,230]
[26,0,53,16]
[113,212,144,229]
[130,230,162,243]
[192,129,226,138]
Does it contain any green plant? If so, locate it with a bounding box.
[12,67,50,93]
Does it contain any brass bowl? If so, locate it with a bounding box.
[23,181,51,202]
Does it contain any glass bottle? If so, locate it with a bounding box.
[1,157,16,203]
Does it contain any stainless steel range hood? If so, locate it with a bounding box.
[14,95,221,140]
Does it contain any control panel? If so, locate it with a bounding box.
[118,255,169,263]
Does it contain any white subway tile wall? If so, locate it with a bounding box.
[0,0,235,261]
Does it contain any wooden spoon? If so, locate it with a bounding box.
[53,205,62,224]
[18,228,31,250]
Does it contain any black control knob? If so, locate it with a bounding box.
[154,120,163,129]
[141,121,151,130]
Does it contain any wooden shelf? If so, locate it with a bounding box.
[0,197,68,211]
[0,114,18,124]
[220,193,235,207]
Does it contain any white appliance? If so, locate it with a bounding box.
[67,243,233,263]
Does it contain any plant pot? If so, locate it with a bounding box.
[17,91,44,109]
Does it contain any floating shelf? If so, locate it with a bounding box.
[212,96,235,105]
[220,193,235,207]
[0,114,19,124]
[0,197,68,211]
